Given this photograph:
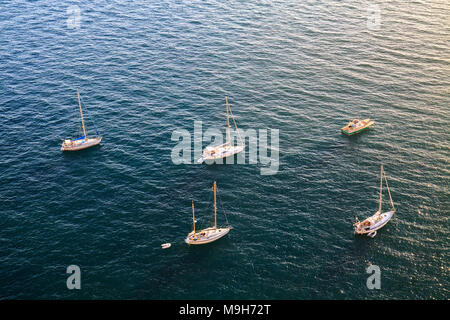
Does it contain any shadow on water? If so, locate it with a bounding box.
[341,128,375,143]
[61,144,103,159]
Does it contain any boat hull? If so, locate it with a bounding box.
[354,211,394,235]
[341,119,374,136]
[197,145,244,163]
[185,227,231,245]
[61,136,102,151]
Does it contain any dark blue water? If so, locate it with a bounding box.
[0,0,448,299]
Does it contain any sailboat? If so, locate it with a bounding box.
[197,97,245,163]
[61,90,102,151]
[185,181,232,245]
[354,165,396,238]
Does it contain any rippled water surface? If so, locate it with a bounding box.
[0,0,448,299]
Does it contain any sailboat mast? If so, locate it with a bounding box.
[192,200,195,233]
[227,97,243,146]
[77,90,87,138]
[384,171,395,212]
[225,97,231,143]
[214,181,217,230]
[378,164,383,214]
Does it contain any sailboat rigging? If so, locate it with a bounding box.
[354,165,396,237]
[185,181,232,245]
[197,97,245,163]
[61,90,102,151]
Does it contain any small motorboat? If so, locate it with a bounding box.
[161,243,171,249]
[341,118,374,136]
[354,165,396,237]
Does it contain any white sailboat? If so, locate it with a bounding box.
[61,90,102,151]
[185,181,232,245]
[197,97,244,163]
[354,165,396,238]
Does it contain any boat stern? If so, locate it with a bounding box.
[61,139,72,151]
